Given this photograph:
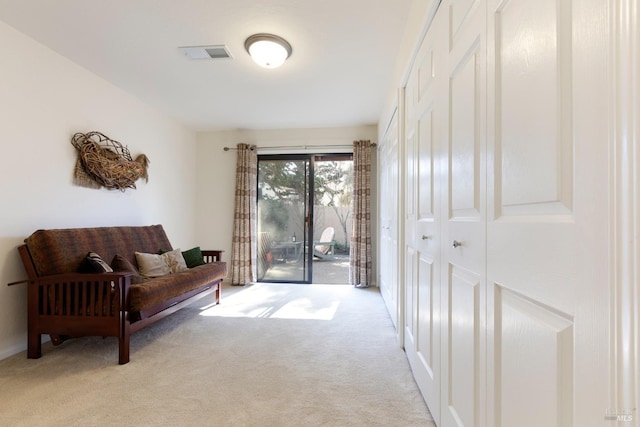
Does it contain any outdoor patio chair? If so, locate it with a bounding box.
[258,231,273,279]
[313,227,336,260]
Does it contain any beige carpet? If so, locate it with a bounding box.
[0,283,435,427]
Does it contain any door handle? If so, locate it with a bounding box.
[421,235,431,240]
[452,240,463,248]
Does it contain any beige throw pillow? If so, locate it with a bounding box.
[164,248,188,273]
[135,248,187,277]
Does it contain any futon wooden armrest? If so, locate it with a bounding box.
[32,271,135,282]
[202,250,224,262]
[30,271,134,297]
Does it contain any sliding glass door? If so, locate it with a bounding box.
[257,155,313,283]
[257,153,353,284]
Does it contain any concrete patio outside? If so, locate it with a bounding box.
[260,254,350,284]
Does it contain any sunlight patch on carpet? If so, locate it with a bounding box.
[271,298,339,320]
[199,283,341,320]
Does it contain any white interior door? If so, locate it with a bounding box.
[379,109,400,329]
[439,1,487,426]
[485,0,610,425]
[390,1,614,425]
[403,6,445,423]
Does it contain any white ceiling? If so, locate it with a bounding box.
[0,1,415,131]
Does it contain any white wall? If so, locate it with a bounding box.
[0,21,199,359]
[196,126,378,282]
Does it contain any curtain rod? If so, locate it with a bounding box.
[223,143,376,151]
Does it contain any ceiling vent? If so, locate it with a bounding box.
[179,45,233,60]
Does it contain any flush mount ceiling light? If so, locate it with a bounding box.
[244,33,292,69]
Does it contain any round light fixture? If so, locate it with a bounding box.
[244,33,292,69]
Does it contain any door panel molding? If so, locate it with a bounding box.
[493,0,574,219]
[419,47,436,101]
[450,0,482,45]
[493,284,573,427]
[417,254,436,376]
[418,104,436,221]
[449,37,482,220]
[405,245,418,344]
[447,264,480,427]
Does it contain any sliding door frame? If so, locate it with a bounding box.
[257,152,353,284]
[257,154,314,283]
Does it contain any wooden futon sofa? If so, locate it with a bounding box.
[17,224,227,364]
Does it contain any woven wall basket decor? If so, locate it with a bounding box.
[71,131,150,191]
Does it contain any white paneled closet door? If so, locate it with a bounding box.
[403,5,446,424]
[379,109,400,329]
[440,1,487,426]
[395,0,614,425]
[485,0,610,426]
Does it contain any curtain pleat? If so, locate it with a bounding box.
[350,140,373,287]
[230,143,257,285]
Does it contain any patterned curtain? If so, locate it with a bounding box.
[230,143,257,285]
[350,140,373,287]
